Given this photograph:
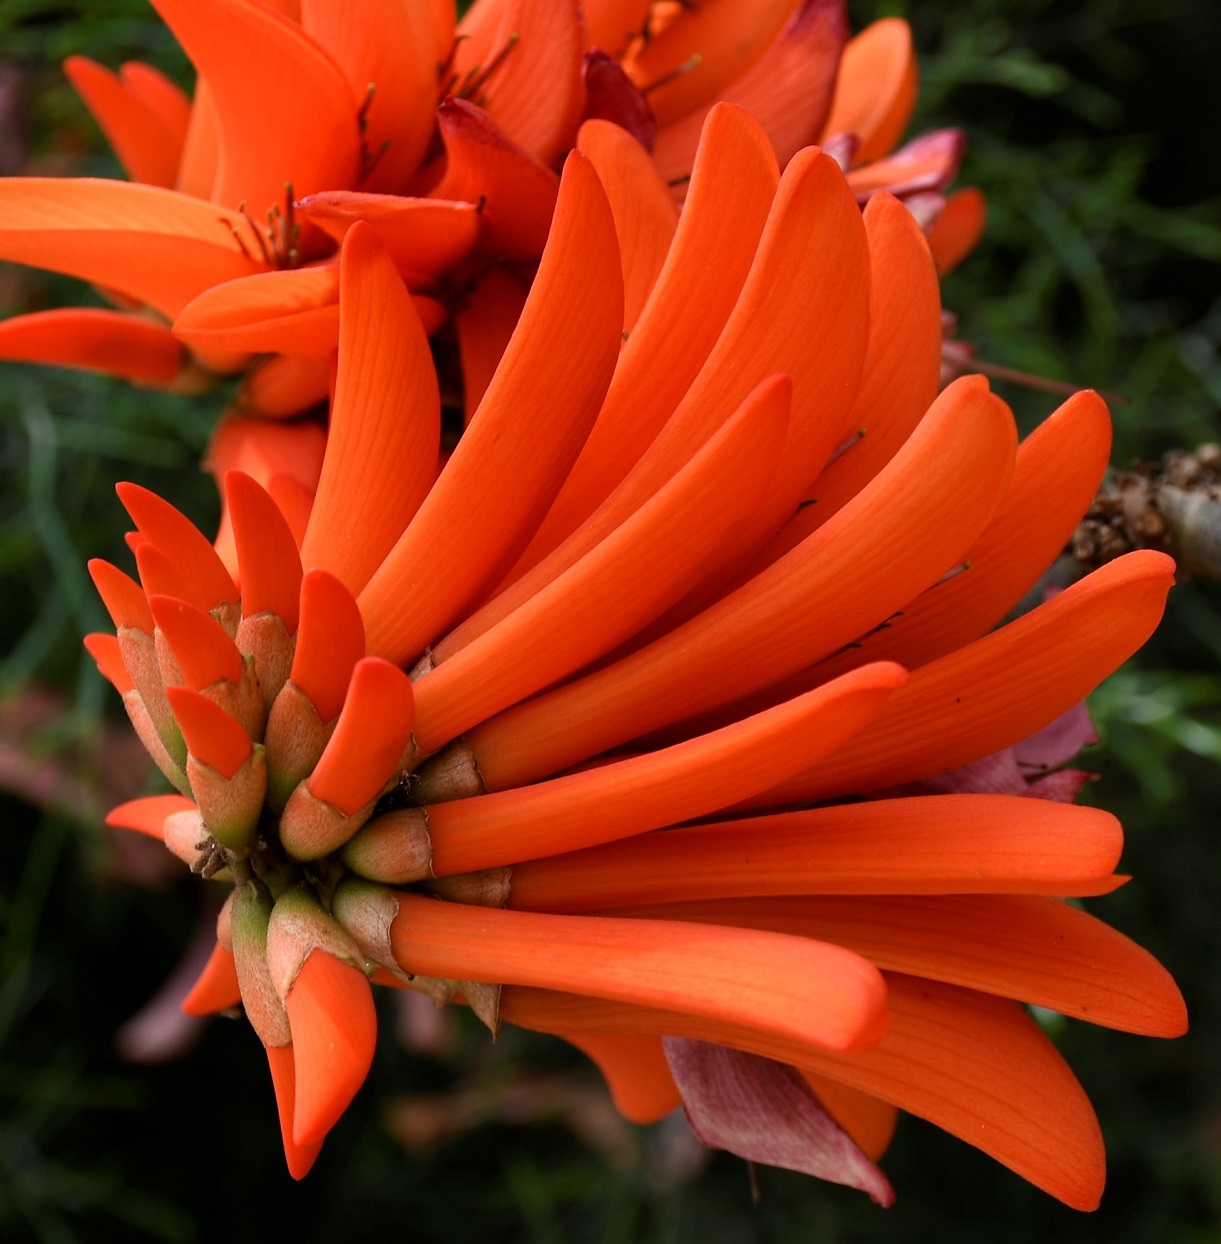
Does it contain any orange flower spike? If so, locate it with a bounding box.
[83,633,135,695]
[426,99,561,263]
[265,1045,325,1180]
[0,309,185,388]
[360,151,623,664]
[391,896,888,1055]
[508,795,1126,913]
[63,55,183,187]
[561,1032,682,1123]
[117,482,239,616]
[148,0,360,214]
[266,888,377,1147]
[926,186,988,276]
[511,104,779,571]
[105,793,196,841]
[800,976,1105,1211]
[453,0,586,168]
[0,179,265,320]
[467,374,1015,792]
[148,595,243,692]
[576,119,678,334]
[88,558,154,632]
[769,550,1176,805]
[299,225,440,598]
[418,374,791,743]
[821,18,918,164]
[424,663,905,876]
[279,658,415,861]
[180,942,242,1016]
[297,0,445,195]
[623,0,799,128]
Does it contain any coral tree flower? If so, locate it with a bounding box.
[90,109,1181,1207]
[0,0,976,419]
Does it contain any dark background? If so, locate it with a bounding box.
[1,1,1219,1239]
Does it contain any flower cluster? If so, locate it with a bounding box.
[86,108,1184,1207]
[0,0,980,419]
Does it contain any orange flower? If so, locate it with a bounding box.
[90,110,1180,1206]
[0,1,976,416]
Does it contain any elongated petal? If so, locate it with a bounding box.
[85,634,135,694]
[106,793,196,839]
[300,225,439,596]
[416,374,790,749]
[470,375,1015,791]
[64,55,183,187]
[120,61,192,148]
[584,0,651,55]
[454,266,529,426]
[290,569,365,723]
[0,309,184,386]
[508,795,1125,912]
[428,663,904,875]
[821,18,916,163]
[150,0,360,212]
[0,179,265,318]
[798,1072,898,1161]
[225,471,303,630]
[166,685,251,778]
[89,558,154,631]
[577,119,678,333]
[391,896,888,1054]
[360,152,622,663]
[764,551,1174,803]
[181,942,242,1015]
[149,594,243,690]
[561,1032,680,1123]
[237,354,332,419]
[926,186,987,276]
[265,1043,325,1180]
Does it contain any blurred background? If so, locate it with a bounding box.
[0,0,1219,1239]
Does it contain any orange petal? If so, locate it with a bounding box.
[290,569,366,723]
[926,186,987,276]
[360,151,622,664]
[175,81,219,200]
[237,353,333,418]
[428,663,905,875]
[285,949,377,1146]
[117,481,238,611]
[577,118,678,333]
[149,594,243,690]
[508,795,1126,912]
[392,895,888,1054]
[299,224,440,596]
[105,793,196,839]
[132,539,194,604]
[298,0,444,194]
[225,471,304,631]
[453,0,585,166]
[63,55,184,187]
[265,1042,325,1180]
[120,60,192,150]
[166,685,252,778]
[453,266,530,426]
[797,1071,898,1161]
[510,103,779,572]
[84,633,135,695]
[561,1032,682,1123]
[584,0,652,55]
[0,178,265,318]
[0,309,184,386]
[295,192,480,284]
[306,658,415,816]
[821,18,917,163]
[427,98,561,263]
[416,374,791,749]
[149,0,360,212]
[469,374,1015,792]
[651,0,847,183]
[174,265,340,356]
[765,551,1175,804]
[88,558,154,631]
[180,942,242,1015]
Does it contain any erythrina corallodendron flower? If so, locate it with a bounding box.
[88,109,1181,1208]
[0,0,979,422]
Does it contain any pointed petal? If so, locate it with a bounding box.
[265,1043,325,1180]
[562,1032,680,1123]
[120,60,192,150]
[0,309,184,386]
[428,663,905,874]
[391,896,888,1054]
[453,266,529,426]
[290,569,366,723]
[299,225,440,596]
[88,558,154,631]
[106,793,196,839]
[149,0,360,211]
[926,186,987,276]
[821,18,917,163]
[166,685,252,778]
[150,594,242,693]
[225,471,303,630]
[84,633,135,694]
[360,152,622,664]
[180,942,242,1015]
[581,51,655,151]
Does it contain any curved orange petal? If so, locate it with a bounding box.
[453,266,530,426]
[181,942,242,1015]
[391,896,888,1055]
[88,558,154,631]
[299,225,439,596]
[84,633,135,695]
[577,118,678,333]
[289,569,366,724]
[225,471,304,631]
[237,354,333,418]
[562,1031,681,1123]
[105,793,196,839]
[166,685,251,778]
[150,0,360,212]
[508,795,1126,912]
[265,1043,325,1180]
[0,178,265,318]
[359,152,622,664]
[120,61,192,150]
[583,0,651,55]
[427,663,904,874]
[64,55,184,187]
[821,18,917,163]
[926,186,987,276]
[149,594,243,690]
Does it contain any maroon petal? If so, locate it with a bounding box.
[582,50,656,152]
[1013,701,1100,772]
[663,1038,896,1206]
